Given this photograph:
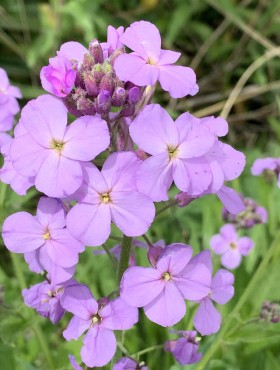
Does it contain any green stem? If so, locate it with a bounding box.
[131,344,164,358]
[155,199,178,217]
[117,235,133,284]
[102,243,117,268]
[196,232,280,370]
[0,182,7,208]
[10,253,56,370]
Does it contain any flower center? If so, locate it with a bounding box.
[147,56,157,65]
[101,192,111,204]
[42,230,51,240]
[162,272,171,281]
[91,314,102,325]
[229,242,237,250]
[51,140,65,154]
[167,145,179,160]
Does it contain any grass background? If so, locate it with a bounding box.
[1,0,280,369]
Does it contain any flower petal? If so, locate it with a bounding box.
[156,244,193,275]
[58,42,88,64]
[159,65,197,98]
[67,202,111,247]
[81,326,116,368]
[194,298,221,335]
[61,284,98,319]
[2,212,44,253]
[144,283,186,327]
[130,104,178,155]
[238,237,254,256]
[217,186,245,214]
[120,266,164,307]
[101,297,138,330]
[221,249,242,270]
[36,197,66,229]
[63,316,91,341]
[211,269,234,304]
[63,116,109,161]
[110,191,155,236]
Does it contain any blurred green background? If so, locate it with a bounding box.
[1,0,280,369]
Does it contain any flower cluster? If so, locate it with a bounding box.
[0,21,246,369]
[0,68,22,148]
[251,157,280,187]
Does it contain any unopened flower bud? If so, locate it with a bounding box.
[62,96,82,117]
[100,74,115,95]
[84,72,99,97]
[92,63,104,83]
[102,61,113,74]
[89,39,104,64]
[147,245,163,267]
[260,301,280,323]
[96,90,111,114]
[175,192,194,207]
[128,86,141,104]
[111,87,127,107]
[82,53,94,71]
[77,96,95,115]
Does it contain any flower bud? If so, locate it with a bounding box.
[84,72,99,97]
[111,87,127,107]
[77,96,95,115]
[82,53,94,71]
[121,104,135,117]
[92,63,104,83]
[175,192,194,207]
[89,39,104,64]
[128,86,141,104]
[62,96,82,117]
[102,61,113,74]
[96,90,111,114]
[147,245,163,267]
[100,74,115,95]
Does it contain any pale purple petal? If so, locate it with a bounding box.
[201,116,229,137]
[177,126,215,159]
[237,237,254,256]
[114,54,159,86]
[81,326,116,368]
[120,266,164,307]
[68,355,83,370]
[60,285,98,319]
[67,202,111,247]
[63,116,109,161]
[206,159,225,193]
[158,49,181,65]
[113,357,138,370]
[211,269,234,304]
[121,20,161,59]
[101,297,138,330]
[144,283,186,327]
[36,197,66,229]
[2,212,44,253]
[210,235,229,255]
[58,42,88,64]
[110,191,155,237]
[181,158,212,196]
[136,153,173,202]
[20,95,68,146]
[251,157,278,175]
[24,250,43,273]
[188,250,212,275]
[102,151,141,191]
[63,316,91,340]
[175,263,211,300]
[35,152,83,198]
[216,142,246,181]
[49,298,65,324]
[172,159,190,192]
[220,224,237,241]
[130,104,179,155]
[10,134,48,177]
[158,65,197,98]
[156,244,193,275]
[194,298,221,335]
[221,249,242,269]
[217,186,245,214]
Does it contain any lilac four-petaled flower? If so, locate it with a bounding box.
[114,21,198,98]
[61,284,138,368]
[121,243,211,327]
[2,197,84,283]
[210,224,254,269]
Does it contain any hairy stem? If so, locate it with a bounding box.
[117,235,133,284]
[155,199,178,217]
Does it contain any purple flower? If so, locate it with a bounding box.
[10,95,110,197]
[251,157,280,187]
[210,224,254,269]
[22,279,77,324]
[101,25,124,57]
[223,197,267,229]
[113,357,148,370]
[164,330,202,365]
[61,284,138,368]
[68,355,83,370]
[40,56,77,97]
[0,67,22,116]
[66,152,155,247]
[2,197,84,280]
[120,244,211,327]
[129,104,215,201]
[189,250,234,335]
[57,41,88,65]
[114,21,198,98]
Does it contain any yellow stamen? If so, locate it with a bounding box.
[162,272,171,281]
[51,140,65,153]
[101,192,111,203]
[167,145,179,160]
[43,231,51,240]
[229,242,237,250]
